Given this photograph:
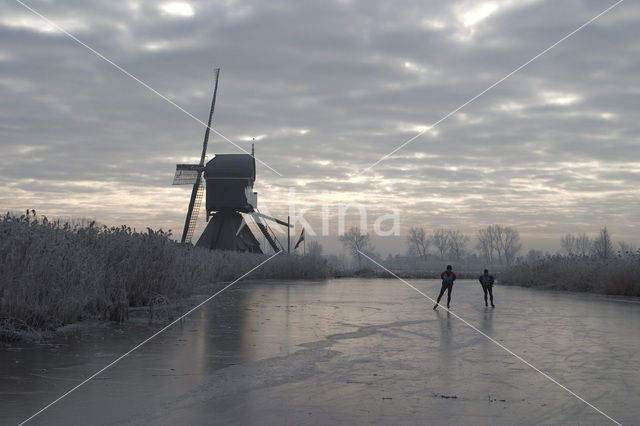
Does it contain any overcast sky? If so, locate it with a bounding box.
[1,0,638,254]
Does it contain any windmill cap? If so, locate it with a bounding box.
[204,154,255,179]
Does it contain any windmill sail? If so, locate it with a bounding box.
[256,221,281,253]
[173,164,201,185]
[180,68,221,244]
[184,180,204,243]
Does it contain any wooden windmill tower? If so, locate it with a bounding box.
[172,69,288,253]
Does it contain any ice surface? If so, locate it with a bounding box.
[2,279,639,425]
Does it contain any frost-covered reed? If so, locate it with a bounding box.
[500,252,640,296]
[0,213,328,338]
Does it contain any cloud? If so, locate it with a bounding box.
[0,0,638,252]
[0,13,89,34]
[158,2,195,18]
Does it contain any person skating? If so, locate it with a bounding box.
[478,269,495,308]
[434,265,456,310]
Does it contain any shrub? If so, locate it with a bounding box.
[0,213,329,337]
[500,252,640,296]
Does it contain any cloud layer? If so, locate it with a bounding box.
[1,0,638,252]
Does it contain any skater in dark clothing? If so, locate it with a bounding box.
[434,265,456,310]
[478,269,495,308]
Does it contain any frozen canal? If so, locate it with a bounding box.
[2,278,639,425]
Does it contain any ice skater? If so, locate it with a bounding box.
[478,269,495,308]
[434,265,456,310]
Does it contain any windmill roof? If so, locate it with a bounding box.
[204,154,256,179]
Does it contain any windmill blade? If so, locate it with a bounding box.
[248,212,281,253]
[252,210,293,228]
[239,212,281,253]
[179,68,220,244]
[173,164,202,185]
[180,173,204,243]
[256,222,280,253]
[199,68,220,166]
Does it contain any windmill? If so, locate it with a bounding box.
[173,68,288,253]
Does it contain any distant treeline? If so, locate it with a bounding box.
[404,225,522,265]
[402,225,638,267]
[0,212,328,340]
[338,225,640,296]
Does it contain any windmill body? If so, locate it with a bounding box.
[195,154,262,252]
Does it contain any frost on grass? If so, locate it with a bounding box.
[500,252,640,296]
[0,213,329,339]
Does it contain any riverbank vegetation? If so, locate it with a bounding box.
[500,251,640,296]
[496,227,640,296]
[0,212,328,340]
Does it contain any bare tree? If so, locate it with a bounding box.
[561,233,577,255]
[476,227,495,263]
[502,227,522,265]
[492,225,506,262]
[476,224,521,264]
[407,227,430,259]
[592,227,614,259]
[447,230,469,261]
[477,225,503,262]
[431,229,450,260]
[339,227,374,267]
[575,233,591,256]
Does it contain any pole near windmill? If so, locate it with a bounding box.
[180,68,220,243]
